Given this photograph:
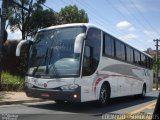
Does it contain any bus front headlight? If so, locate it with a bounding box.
[60,84,78,90]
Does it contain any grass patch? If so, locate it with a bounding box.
[1,72,25,91]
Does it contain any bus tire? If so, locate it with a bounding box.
[136,84,146,98]
[137,84,146,98]
[97,84,110,107]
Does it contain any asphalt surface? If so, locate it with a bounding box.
[0,91,159,120]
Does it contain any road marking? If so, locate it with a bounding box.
[147,104,156,109]
[116,101,156,120]
[129,101,156,114]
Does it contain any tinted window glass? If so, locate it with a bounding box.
[141,54,145,67]
[146,56,150,68]
[116,41,121,59]
[134,50,140,65]
[126,46,133,63]
[149,58,153,69]
[104,35,114,56]
[121,43,125,60]
[82,28,101,76]
[115,41,125,60]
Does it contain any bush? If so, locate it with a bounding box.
[1,72,25,91]
[3,40,30,76]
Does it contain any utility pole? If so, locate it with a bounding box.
[0,0,7,90]
[153,39,160,90]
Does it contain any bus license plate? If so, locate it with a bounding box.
[41,93,50,97]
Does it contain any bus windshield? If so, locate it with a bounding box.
[28,26,86,78]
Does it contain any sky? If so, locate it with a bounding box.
[3,0,160,51]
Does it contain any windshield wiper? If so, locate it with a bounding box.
[32,48,49,76]
[46,48,53,74]
[46,48,60,78]
[44,32,60,78]
[32,30,61,78]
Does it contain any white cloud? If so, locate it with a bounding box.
[116,21,136,32]
[7,27,22,40]
[120,33,138,41]
[116,21,132,30]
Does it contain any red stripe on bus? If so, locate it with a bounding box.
[93,74,143,95]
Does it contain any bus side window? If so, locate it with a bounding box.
[126,46,134,63]
[83,45,96,76]
[104,35,114,57]
[150,58,153,69]
[146,57,149,68]
[141,54,145,67]
[83,45,92,68]
[82,28,101,76]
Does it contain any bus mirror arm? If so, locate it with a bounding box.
[74,33,86,54]
[16,40,33,56]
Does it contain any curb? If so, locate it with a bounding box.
[0,99,47,105]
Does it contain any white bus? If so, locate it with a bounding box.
[16,23,153,106]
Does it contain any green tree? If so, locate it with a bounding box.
[7,0,47,39]
[58,5,89,24]
[27,9,57,37]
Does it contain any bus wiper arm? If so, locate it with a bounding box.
[46,48,53,74]
[32,48,49,76]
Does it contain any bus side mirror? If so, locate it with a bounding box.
[16,40,33,56]
[74,33,86,54]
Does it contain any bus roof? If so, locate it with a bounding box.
[39,23,152,58]
[38,23,95,32]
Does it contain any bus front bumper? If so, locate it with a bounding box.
[25,87,81,102]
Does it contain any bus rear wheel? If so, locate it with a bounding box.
[97,84,110,107]
[136,84,146,98]
[140,85,146,98]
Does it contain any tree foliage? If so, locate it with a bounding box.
[153,58,160,73]
[7,0,47,39]
[59,5,89,24]
[2,40,29,76]
[7,2,89,39]
[27,9,57,37]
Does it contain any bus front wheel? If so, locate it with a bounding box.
[97,84,110,107]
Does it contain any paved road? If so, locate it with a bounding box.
[0,91,159,120]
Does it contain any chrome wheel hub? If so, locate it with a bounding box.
[100,88,107,104]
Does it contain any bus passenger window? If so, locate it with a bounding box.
[115,41,126,61]
[126,46,134,63]
[134,50,141,65]
[121,43,125,61]
[104,35,114,57]
[146,57,149,68]
[115,41,121,59]
[141,54,145,67]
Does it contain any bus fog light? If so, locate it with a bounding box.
[73,94,77,98]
